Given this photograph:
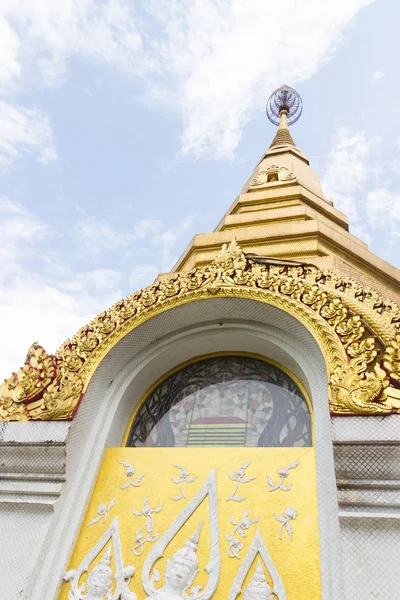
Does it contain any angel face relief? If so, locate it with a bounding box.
[244,560,274,600]
[85,549,113,599]
[86,574,110,598]
[166,556,195,593]
[63,520,137,600]
[147,523,203,600]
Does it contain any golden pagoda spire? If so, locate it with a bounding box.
[266,84,302,150]
[269,109,296,148]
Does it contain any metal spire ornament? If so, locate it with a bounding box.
[266,85,303,126]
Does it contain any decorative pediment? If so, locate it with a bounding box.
[249,165,295,188]
[1,240,400,420]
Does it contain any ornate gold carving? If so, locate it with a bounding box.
[2,240,400,420]
[0,343,57,421]
[383,334,400,385]
[0,397,29,421]
[0,343,56,402]
[249,165,295,188]
[330,358,390,415]
[37,374,84,420]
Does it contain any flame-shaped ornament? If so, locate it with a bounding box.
[228,528,286,600]
[63,517,136,600]
[142,468,220,600]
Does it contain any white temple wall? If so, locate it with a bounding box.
[331,415,400,598]
[2,298,349,599]
[0,421,69,599]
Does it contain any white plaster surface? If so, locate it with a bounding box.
[332,415,400,597]
[0,503,52,599]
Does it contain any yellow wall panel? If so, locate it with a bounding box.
[60,447,321,599]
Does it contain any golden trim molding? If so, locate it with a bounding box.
[1,240,400,421]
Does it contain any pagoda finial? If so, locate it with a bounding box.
[266,85,302,149]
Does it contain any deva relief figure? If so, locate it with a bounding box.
[243,560,275,600]
[64,546,136,600]
[64,548,113,600]
[145,522,204,600]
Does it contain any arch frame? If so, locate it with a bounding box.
[1,239,400,421]
[22,304,344,600]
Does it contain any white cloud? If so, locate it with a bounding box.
[322,127,380,221]
[0,196,198,377]
[2,0,149,86]
[366,187,400,230]
[0,273,113,378]
[61,268,121,295]
[0,0,375,161]
[0,16,20,86]
[74,218,135,254]
[322,128,400,255]
[0,197,47,277]
[0,101,57,169]
[350,224,372,245]
[74,214,196,268]
[133,219,162,240]
[154,214,196,267]
[0,262,123,379]
[129,264,159,289]
[0,0,145,169]
[147,1,375,159]
[371,70,384,82]
[0,198,123,375]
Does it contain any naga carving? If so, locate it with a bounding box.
[383,334,400,385]
[1,239,400,420]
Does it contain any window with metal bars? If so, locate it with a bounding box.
[126,355,311,448]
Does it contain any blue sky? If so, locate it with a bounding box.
[1,0,400,376]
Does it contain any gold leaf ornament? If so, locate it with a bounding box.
[330,357,391,415]
[0,396,29,421]
[2,240,400,420]
[37,374,84,420]
[383,333,400,384]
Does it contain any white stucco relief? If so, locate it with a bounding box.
[142,468,220,600]
[274,508,297,540]
[64,517,137,600]
[131,497,163,556]
[228,528,286,600]
[87,498,115,527]
[267,461,299,492]
[120,462,146,489]
[242,559,276,600]
[226,462,255,502]
[226,509,260,559]
[171,464,197,501]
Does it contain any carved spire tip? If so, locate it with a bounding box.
[266,85,303,126]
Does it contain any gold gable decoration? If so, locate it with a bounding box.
[1,240,400,421]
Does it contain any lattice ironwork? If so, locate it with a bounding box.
[127,356,311,448]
